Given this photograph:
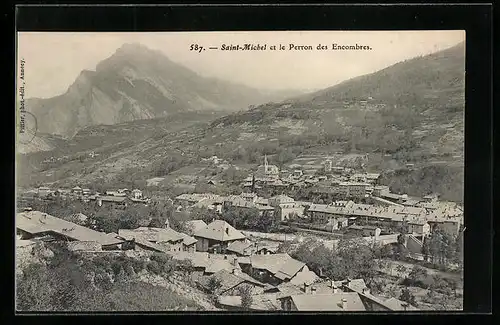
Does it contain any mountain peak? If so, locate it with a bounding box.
[116,42,151,54]
[26,42,298,137]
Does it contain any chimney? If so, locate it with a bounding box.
[401,303,409,311]
[232,268,239,276]
[311,286,317,295]
[341,298,348,310]
[225,227,229,235]
[303,282,311,294]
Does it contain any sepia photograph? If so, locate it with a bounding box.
[16,30,465,312]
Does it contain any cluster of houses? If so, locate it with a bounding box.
[175,191,463,238]
[307,199,463,237]
[175,192,305,222]
[217,278,417,311]
[29,186,150,207]
[239,155,384,200]
[16,210,421,312]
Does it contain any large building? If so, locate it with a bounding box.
[338,182,370,198]
[222,196,275,217]
[269,195,305,222]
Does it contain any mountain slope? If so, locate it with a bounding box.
[20,42,465,201]
[26,43,299,137]
[205,41,465,155]
[298,41,465,111]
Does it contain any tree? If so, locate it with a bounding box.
[176,259,194,279]
[238,284,253,310]
[421,236,431,262]
[277,241,293,254]
[399,288,417,307]
[454,230,464,269]
[206,277,223,294]
[333,239,377,284]
[427,228,457,267]
[445,278,459,297]
[430,274,451,295]
[16,263,55,311]
[369,278,387,295]
[407,265,429,288]
[190,206,219,224]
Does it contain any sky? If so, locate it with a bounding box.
[17,31,465,99]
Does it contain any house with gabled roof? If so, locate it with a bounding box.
[16,211,124,250]
[118,225,196,253]
[226,241,254,256]
[193,220,246,253]
[278,292,367,311]
[185,220,208,235]
[197,267,267,296]
[247,253,315,286]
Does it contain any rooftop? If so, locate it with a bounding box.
[218,294,281,310]
[194,220,246,242]
[99,196,127,202]
[118,227,185,243]
[285,292,367,311]
[185,220,208,233]
[226,241,254,255]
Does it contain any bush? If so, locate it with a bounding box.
[125,264,136,277]
[206,277,223,294]
[399,288,417,307]
[130,258,146,273]
[150,252,172,265]
[404,265,429,287]
[238,285,253,310]
[146,260,162,275]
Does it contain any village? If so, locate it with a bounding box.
[16,154,464,311]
